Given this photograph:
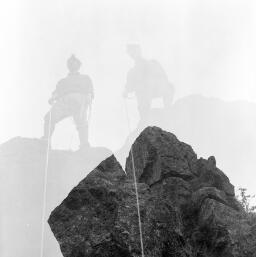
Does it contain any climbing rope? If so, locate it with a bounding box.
[124,98,145,257]
[40,109,52,257]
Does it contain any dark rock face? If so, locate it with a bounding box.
[125,128,197,184]
[49,127,256,257]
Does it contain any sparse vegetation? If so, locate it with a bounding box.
[231,188,256,257]
[236,188,256,213]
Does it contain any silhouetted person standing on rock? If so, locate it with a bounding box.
[123,44,174,120]
[42,55,94,148]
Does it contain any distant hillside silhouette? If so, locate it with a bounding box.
[116,94,256,194]
[0,138,111,257]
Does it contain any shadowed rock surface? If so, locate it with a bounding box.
[49,127,256,257]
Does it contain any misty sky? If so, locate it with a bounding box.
[2,2,256,256]
[1,0,256,150]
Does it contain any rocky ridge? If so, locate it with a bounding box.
[49,127,256,257]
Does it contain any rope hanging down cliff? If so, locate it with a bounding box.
[40,110,52,257]
[124,98,145,257]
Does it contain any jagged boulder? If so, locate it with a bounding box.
[49,127,256,257]
[125,127,197,184]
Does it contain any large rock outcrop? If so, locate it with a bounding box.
[49,127,256,257]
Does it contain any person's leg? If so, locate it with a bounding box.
[73,100,90,148]
[42,110,55,140]
[77,123,89,148]
[163,83,175,109]
[42,100,69,141]
[137,94,151,121]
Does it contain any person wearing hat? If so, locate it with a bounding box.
[42,55,94,148]
[123,44,174,120]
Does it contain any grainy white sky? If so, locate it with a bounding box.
[0,0,255,149]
